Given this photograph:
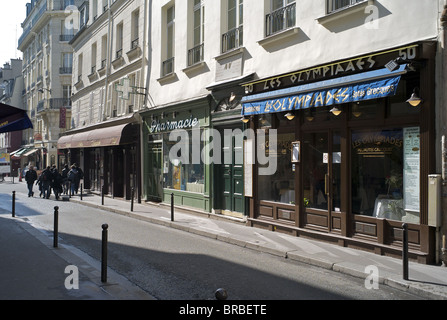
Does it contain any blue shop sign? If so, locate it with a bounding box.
[242,66,406,116]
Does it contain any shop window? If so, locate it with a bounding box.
[257,113,295,204]
[163,131,205,194]
[258,131,295,204]
[351,127,420,223]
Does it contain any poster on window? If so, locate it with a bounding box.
[403,127,420,212]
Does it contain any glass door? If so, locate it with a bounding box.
[302,130,341,231]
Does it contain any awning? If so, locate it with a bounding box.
[0,103,33,133]
[23,148,39,157]
[58,123,137,149]
[242,65,407,116]
[11,147,32,159]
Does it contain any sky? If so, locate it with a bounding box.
[0,0,29,66]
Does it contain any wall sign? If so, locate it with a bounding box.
[403,127,420,212]
[149,116,199,133]
[243,45,419,95]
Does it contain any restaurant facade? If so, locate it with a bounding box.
[241,42,437,263]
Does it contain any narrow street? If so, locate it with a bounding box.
[0,180,425,300]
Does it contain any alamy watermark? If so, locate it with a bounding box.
[167,128,277,176]
[64,265,79,290]
[364,265,380,290]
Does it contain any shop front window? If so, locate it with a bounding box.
[163,131,205,194]
[257,113,295,204]
[351,127,420,223]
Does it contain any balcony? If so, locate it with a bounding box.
[222,26,243,54]
[188,43,204,66]
[265,2,296,37]
[37,98,72,114]
[60,34,74,42]
[162,57,175,77]
[59,67,73,74]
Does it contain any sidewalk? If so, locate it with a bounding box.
[0,194,155,300]
[65,190,447,300]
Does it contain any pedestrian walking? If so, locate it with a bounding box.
[40,166,52,199]
[74,163,83,194]
[61,164,69,195]
[51,165,63,200]
[67,165,79,195]
[24,165,37,197]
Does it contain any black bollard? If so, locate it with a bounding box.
[131,188,134,212]
[215,288,228,300]
[402,223,409,280]
[53,206,59,248]
[101,224,108,283]
[101,185,105,205]
[69,181,72,198]
[12,191,15,217]
[171,193,174,222]
[80,183,83,200]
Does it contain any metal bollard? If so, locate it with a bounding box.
[101,185,105,206]
[12,191,15,217]
[171,193,174,222]
[131,188,134,212]
[101,224,108,283]
[53,206,59,248]
[402,223,409,280]
[69,181,72,198]
[80,183,83,200]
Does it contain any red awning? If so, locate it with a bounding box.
[57,123,136,149]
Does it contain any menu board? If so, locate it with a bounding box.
[403,127,420,212]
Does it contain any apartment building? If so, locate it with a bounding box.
[18,0,84,170]
[0,59,26,175]
[57,0,147,200]
[141,0,445,264]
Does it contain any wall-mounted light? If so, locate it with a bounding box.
[352,103,362,118]
[406,88,423,107]
[330,106,342,116]
[38,88,52,94]
[285,112,295,121]
[241,115,250,124]
[229,92,236,103]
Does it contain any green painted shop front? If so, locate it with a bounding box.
[141,97,212,212]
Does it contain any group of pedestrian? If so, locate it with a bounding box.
[24,163,83,200]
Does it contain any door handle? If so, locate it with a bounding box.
[325,174,330,195]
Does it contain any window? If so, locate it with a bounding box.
[163,130,205,194]
[327,0,367,14]
[116,22,124,59]
[77,53,83,82]
[101,35,107,69]
[188,0,204,66]
[222,0,243,53]
[162,5,175,76]
[351,127,420,223]
[266,0,296,37]
[131,10,140,49]
[91,42,97,74]
[257,113,295,204]
[61,53,73,74]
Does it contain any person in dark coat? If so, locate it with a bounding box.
[61,164,70,195]
[40,166,52,199]
[24,165,38,197]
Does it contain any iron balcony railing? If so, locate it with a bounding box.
[222,25,243,53]
[37,98,72,114]
[188,43,204,66]
[265,2,296,37]
[327,0,367,13]
[162,57,175,76]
